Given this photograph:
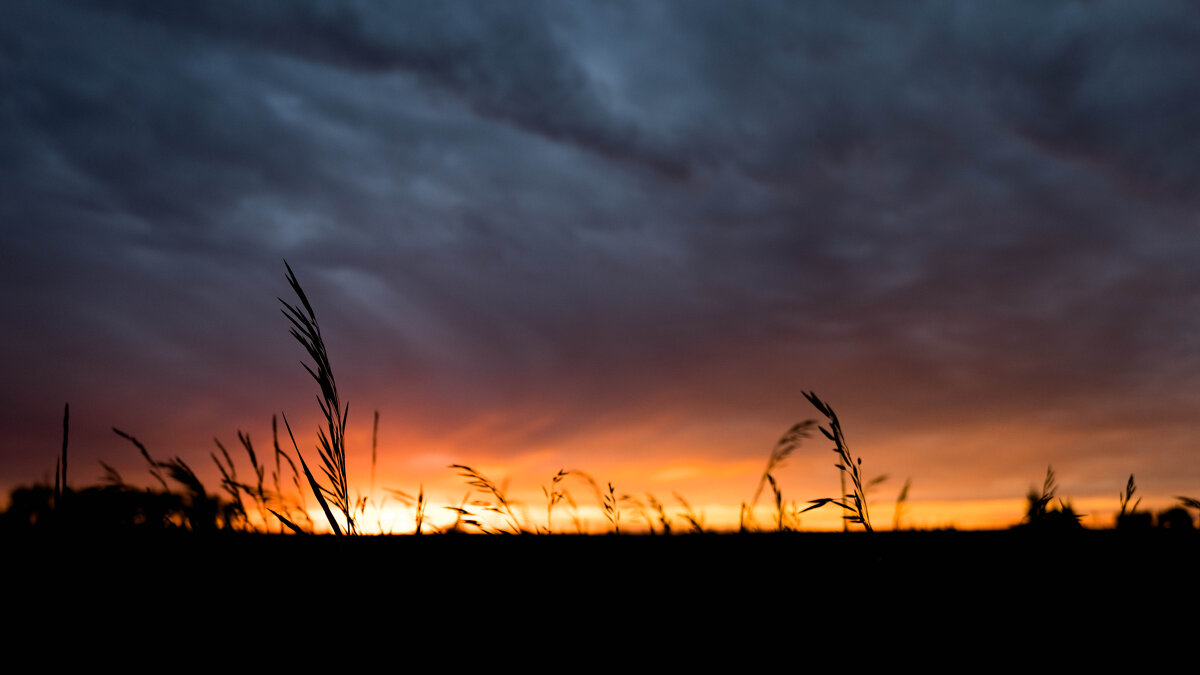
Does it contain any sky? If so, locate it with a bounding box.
[3,1,1200,530]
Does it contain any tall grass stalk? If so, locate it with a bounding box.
[442,491,475,533]
[748,420,814,529]
[383,487,427,534]
[563,490,583,533]
[211,438,248,529]
[648,494,671,534]
[1119,474,1141,516]
[282,412,342,534]
[566,469,616,533]
[271,414,311,532]
[414,486,426,535]
[800,391,875,532]
[893,477,912,531]
[674,492,704,533]
[56,403,68,512]
[602,482,620,534]
[768,474,784,531]
[620,493,655,534]
[542,469,567,534]
[279,261,355,535]
[1022,465,1082,528]
[113,428,215,530]
[1025,465,1057,523]
[371,410,379,498]
[450,464,524,534]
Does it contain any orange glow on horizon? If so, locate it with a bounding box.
[12,394,1192,534]
[284,492,1161,535]
[233,411,1197,534]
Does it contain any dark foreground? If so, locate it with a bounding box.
[8,529,1195,603]
[9,529,1191,663]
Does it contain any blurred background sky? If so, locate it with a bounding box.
[4,1,1200,529]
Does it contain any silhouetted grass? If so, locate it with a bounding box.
[1120,474,1141,516]
[53,403,67,513]
[674,492,704,533]
[542,469,567,534]
[1178,496,1200,526]
[207,421,311,533]
[893,477,912,531]
[1020,465,1082,530]
[110,428,220,530]
[451,464,524,534]
[279,261,355,535]
[747,419,815,531]
[7,261,1199,544]
[602,482,620,534]
[647,494,671,534]
[801,391,878,532]
[620,493,656,534]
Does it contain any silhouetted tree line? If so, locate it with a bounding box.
[1,483,240,532]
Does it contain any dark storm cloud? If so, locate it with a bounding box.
[2,1,1199,498]
[66,0,690,177]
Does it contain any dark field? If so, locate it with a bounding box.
[7,527,1196,661]
[10,529,1196,604]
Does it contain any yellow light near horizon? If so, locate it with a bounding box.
[272,432,1182,534]
[291,497,1118,534]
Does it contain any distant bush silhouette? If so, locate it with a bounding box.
[1175,496,1200,528]
[1018,466,1083,530]
[2,484,215,531]
[1156,507,1194,530]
